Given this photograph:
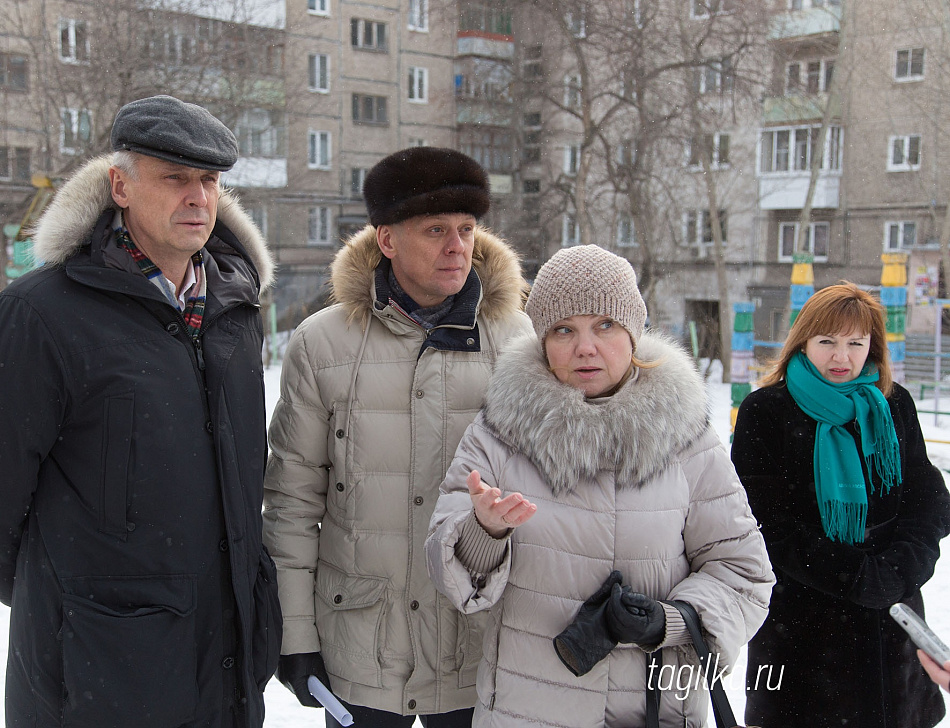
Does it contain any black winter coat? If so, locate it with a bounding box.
[732,382,950,728]
[0,157,281,728]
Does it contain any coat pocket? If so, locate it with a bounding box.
[99,393,134,539]
[252,547,283,689]
[60,575,198,728]
[456,610,488,688]
[314,560,388,688]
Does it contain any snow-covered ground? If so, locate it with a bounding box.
[3,362,950,726]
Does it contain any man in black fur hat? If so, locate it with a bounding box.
[264,147,533,727]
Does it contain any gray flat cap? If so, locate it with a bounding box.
[111,95,239,171]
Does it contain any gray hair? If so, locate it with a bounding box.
[111,150,140,180]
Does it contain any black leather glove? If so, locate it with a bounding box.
[553,570,623,676]
[605,584,666,647]
[277,652,331,708]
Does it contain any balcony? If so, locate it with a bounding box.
[457,32,514,61]
[763,93,840,124]
[758,172,839,210]
[769,6,840,40]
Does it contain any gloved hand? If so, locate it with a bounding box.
[553,570,623,676]
[277,652,331,708]
[847,554,906,610]
[605,584,666,647]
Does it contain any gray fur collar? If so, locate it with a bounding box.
[328,223,529,328]
[31,155,275,288]
[483,332,710,495]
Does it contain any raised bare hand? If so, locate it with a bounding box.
[467,470,537,538]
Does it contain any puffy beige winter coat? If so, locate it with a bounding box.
[263,225,532,715]
[426,333,774,728]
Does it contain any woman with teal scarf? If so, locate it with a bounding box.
[732,282,950,728]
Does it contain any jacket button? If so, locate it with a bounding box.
[466,338,475,346]
[415,390,424,398]
[408,699,417,710]
[205,420,214,434]
[222,656,235,669]
[336,482,344,492]
[166,322,180,335]
[410,600,419,610]
[336,429,345,439]
[219,539,229,552]
[414,496,423,506]
[126,522,136,532]
[334,594,343,604]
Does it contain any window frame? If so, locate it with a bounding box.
[308,0,330,15]
[60,107,92,154]
[308,53,330,92]
[408,66,428,103]
[308,130,331,169]
[308,205,333,245]
[778,221,830,262]
[687,132,730,169]
[759,124,843,175]
[408,0,429,32]
[563,143,580,176]
[884,221,917,251]
[350,18,387,52]
[351,94,389,125]
[887,134,921,172]
[562,213,580,246]
[895,47,925,81]
[58,18,89,64]
[683,208,728,249]
[0,53,28,92]
[617,215,636,248]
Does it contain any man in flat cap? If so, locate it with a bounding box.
[263,147,532,727]
[0,95,280,728]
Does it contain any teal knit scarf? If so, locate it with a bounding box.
[785,352,902,544]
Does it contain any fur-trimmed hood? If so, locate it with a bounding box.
[328,224,528,327]
[483,331,710,495]
[30,154,275,289]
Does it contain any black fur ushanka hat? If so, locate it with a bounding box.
[363,147,491,227]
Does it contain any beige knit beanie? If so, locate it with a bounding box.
[526,244,647,346]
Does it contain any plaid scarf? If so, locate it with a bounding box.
[116,228,206,341]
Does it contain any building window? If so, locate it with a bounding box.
[408,137,426,147]
[691,0,736,18]
[786,58,834,95]
[61,108,92,153]
[617,216,636,247]
[308,0,329,15]
[684,209,728,249]
[0,146,31,182]
[235,109,285,157]
[523,113,542,163]
[888,135,921,171]
[563,143,580,175]
[523,178,540,194]
[895,48,924,81]
[308,130,331,169]
[308,206,332,245]
[58,19,89,63]
[350,19,387,51]
[523,44,543,81]
[565,8,585,37]
[687,133,730,168]
[459,4,512,34]
[789,0,840,8]
[564,74,582,109]
[695,57,734,95]
[408,67,428,102]
[616,140,637,169]
[460,129,512,172]
[885,221,916,251]
[309,53,330,92]
[0,54,28,91]
[779,221,829,262]
[562,214,580,246]
[351,168,367,197]
[760,125,842,174]
[408,0,428,31]
[352,94,388,125]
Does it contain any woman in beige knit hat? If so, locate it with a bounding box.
[426,244,773,727]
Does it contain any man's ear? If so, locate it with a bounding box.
[108,166,130,209]
[376,224,397,260]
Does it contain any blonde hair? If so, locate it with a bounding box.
[760,281,893,397]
